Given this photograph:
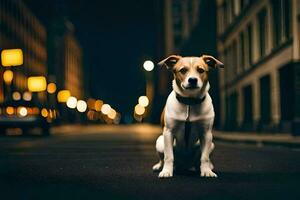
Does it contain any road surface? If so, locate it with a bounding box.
[0,124,300,200]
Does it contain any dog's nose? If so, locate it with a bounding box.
[188,77,198,85]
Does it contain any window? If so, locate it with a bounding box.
[246,23,253,66]
[271,0,291,47]
[240,32,245,71]
[243,84,253,125]
[283,0,291,39]
[232,40,238,75]
[258,8,267,57]
[233,0,240,16]
[260,75,271,124]
[223,1,228,27]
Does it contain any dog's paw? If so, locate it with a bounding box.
[200,167,217,178]
[201,163,217,177]
[152,162,163,172]
[158,169,173,178]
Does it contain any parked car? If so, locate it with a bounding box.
[0,100,58,136]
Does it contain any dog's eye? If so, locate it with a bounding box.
[179,67,188,74]
[197,68,205,74]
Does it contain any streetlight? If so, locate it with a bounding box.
[143,60,154,72]
[142,59,154,122]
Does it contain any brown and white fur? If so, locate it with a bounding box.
[153,55,224,178]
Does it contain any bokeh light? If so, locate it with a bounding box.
[41,108,48,118]
[108,109,117,119]
[57,90,71,103]
[138,96,149,107]
[18,107,27,117]
[47,83,57,94]
[66,96,77,109]
[101,104,111,115]
[23,91,32,101]
[95,100,103,111]
[1,49,23,67]
[12,91,21,101]
[77,100,87,112]
[134,104,145,115]
[143,60,154,71]
[3,70,13,84]
[6,106,14,115]
[27,76,47,92]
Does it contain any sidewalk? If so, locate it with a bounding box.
[214,130,300,148]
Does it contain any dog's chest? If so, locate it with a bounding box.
[165,91,214,122]
[172,121,203,144]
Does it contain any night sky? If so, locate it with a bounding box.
[25,0,159,115]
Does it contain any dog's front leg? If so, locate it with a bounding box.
[200,121,217,177]
[158,127,174,178]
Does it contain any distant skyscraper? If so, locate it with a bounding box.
[48,18,84,99]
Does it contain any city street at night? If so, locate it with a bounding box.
[1,0,300,199]
[1,124,300,200]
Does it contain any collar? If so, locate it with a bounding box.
[175,93,206,106]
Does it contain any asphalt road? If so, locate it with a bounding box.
[0,124,300,200]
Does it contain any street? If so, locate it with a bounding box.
[1,125,300,200]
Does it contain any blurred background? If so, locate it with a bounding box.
[1,1,300,199]
[0,0,299,136]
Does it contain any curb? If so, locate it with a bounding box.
[213,132,300,148]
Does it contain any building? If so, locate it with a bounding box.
[216,0,300,134]
[152,0,220,124]
[48,19,84,99]
[0,0,47,102]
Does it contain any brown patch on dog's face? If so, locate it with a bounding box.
[158,55,224,94]
[172,57,209,92]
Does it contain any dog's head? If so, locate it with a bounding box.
[158,55,224,96]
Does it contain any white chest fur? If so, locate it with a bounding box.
[165,91,215,122]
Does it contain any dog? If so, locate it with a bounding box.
[152,55,224,178]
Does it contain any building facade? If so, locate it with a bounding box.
[217,0,300,134]
[0,0,47,102]
[152,0,203,123]
[153,0,221,124]
[157,0,202,97]
[48,19,84,99]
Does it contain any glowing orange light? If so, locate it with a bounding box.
[95,100,103,111]
[6,106,14,115]
[41,108,48,118]
[57,90,71,103]
[27,76,47,92]
[3,70,14,85]
[47,83,57,94]
[1,49,23,67]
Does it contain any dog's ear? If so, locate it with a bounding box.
[158,55,181,70]
[202,55,224,68]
